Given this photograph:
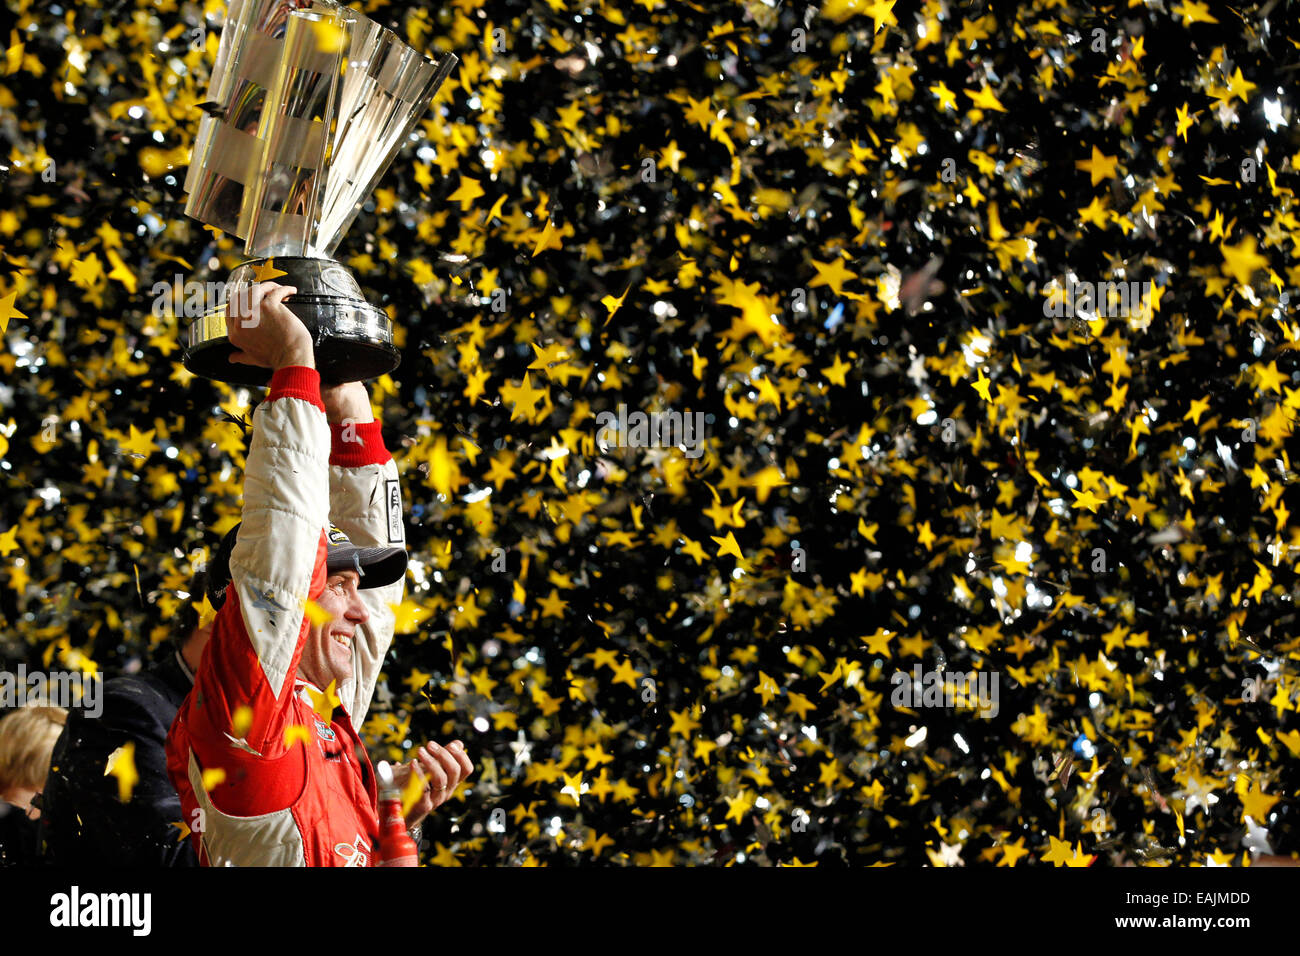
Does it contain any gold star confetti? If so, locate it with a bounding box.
[1,0,1293,872]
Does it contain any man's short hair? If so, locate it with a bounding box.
[0,704,67,792]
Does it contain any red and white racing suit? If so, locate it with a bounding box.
[166,366,406,866]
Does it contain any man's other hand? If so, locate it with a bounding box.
[227,282,314,371]
[394,740,475,829]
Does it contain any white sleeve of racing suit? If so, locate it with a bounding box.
[327,418,405,727]
[226,366,331,718]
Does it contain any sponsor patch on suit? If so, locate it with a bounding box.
[385,478,403,544]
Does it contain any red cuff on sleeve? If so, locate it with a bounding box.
[267,366,325,411]
[329,419,391,467]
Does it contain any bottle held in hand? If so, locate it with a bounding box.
[375,760,419,867]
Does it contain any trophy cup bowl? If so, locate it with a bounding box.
[184,257,398,387]
[179,0,457,385]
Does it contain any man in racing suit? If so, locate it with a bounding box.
[166,281,473,866]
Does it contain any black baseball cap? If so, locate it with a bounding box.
[206,522,407,610]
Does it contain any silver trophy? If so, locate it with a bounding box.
[182,0,457,385]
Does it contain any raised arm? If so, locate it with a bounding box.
[321,381,405,726]
[186,284,331,773]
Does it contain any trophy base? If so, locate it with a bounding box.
[183,334,401,387]
[181,256,400,386]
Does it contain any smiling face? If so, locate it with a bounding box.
[297,569,369,695]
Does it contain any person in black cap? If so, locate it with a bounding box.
[36,597,212,866]
[165,283,473,866]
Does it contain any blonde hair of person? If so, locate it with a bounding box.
[0,703,68,792]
